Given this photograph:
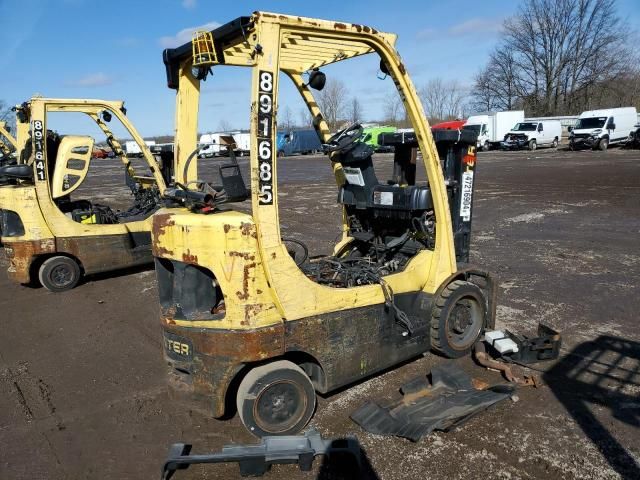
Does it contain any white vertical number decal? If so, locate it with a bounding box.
[33,120,46,181]
[257,70,274,205]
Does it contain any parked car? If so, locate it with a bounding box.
[569,107,638,151]
[463,111,524,151]
[626,123,640,149]
[501,120,562,150]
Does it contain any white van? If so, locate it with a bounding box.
[463,111,524,150]
[569,107,638,151]
[501,120,562,151]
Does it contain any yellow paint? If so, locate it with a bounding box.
[157,12,459,331]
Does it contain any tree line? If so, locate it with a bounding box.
[472,0,640,116]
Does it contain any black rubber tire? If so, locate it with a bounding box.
[529,139,537,151]
[598,138,609,151]
[552,138,558,148]
[38,256,81,292]
[430,280,486,358]
[483,141,490,152]
[237,360,316,437]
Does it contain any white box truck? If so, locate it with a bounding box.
[501,120,562,150]
[463,110,524,150]
[125,139,155,157]
[232,132,251,156]
[569,107,638,151]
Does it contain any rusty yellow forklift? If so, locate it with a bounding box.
[0,98,169,291]
[153,12,495,437]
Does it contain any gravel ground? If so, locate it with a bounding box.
[0,146,639,479]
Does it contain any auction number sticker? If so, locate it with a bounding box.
[460,170,474,222]
[33,120,46,181]
[257,70,274,205]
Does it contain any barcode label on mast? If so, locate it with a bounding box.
[460,171,474,221]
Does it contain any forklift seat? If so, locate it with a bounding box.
[0,163,33,180]
[337,150,432,214]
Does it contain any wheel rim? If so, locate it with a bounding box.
[49,264,74,288]
[253,380,307,433]
[447,296,483,350]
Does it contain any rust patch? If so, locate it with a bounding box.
[223,224,231,233]
[271,252,276,259]
[236,262,257,301]
[256,289,263,294]
[334,22,347,30]
[398,62,406,75]
[182,249,198,264]
[229,251,255,261]
[162,322,285,417]
[152,213,175,257]
[4,239,56,283]
[240,222,257,238]
[354,24,363,32]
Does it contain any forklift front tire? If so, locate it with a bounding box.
[430,280,486,359]
[38,256,81,292]
[237,360,316,438]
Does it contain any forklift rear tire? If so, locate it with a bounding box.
[430,280,486,359]
[237,360,316,437]
[38,256,81,292]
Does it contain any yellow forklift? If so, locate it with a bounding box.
[153,12,495,437]
[0,98,168,291]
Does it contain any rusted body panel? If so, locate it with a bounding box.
[162,322,285,417]
[56,234,152,275]
[4,238,56,283]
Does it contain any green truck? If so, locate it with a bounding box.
[362,125,397,152]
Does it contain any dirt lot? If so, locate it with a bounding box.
[1,147,639,479]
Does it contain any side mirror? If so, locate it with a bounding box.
[308,69,326,91]
[52,135,95,199]
[567,126,573,132]
[609,123,616,130]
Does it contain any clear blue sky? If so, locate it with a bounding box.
[0,0,638,136]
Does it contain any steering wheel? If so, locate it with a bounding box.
[323,123,363,154]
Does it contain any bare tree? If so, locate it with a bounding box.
[0,100,12,123]
[471,0,636,115]
[298,107,312,128]
[383,94,404,126]
[316,79,348,131]
[278,106,294,131]
[217,119,233,132]
[347,97,364,124]
[419,78,468,122]
[471,49,521,112]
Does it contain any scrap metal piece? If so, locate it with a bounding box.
[350,363,515,442]
[474,341,538,387]
[506,323,561,364]
[161,428,361,479]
